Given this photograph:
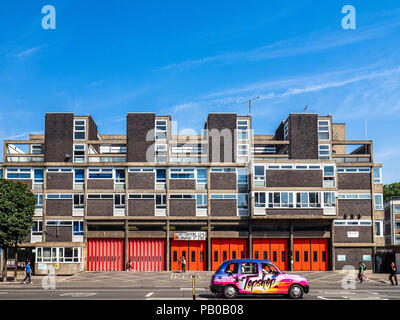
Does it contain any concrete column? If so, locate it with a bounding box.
[124,220,129,271]
[208,220,212,271]
[290,221,294,271]
[166,220,170,271]
[331,220,335,271]
[248,220,253,259]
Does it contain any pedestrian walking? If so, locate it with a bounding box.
[127,257,133,272]
[22,261,32,284]
[179,255,186,273]
[389,262,398,286]
[357,262,366,283]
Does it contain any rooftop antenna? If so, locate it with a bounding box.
[244,96,259,115]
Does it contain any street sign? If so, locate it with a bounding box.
[55,264,60,269]
[173,232,206,241]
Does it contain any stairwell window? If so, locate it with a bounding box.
[318,120,330,140]
[374,194,383,210]
[74,119,86,140]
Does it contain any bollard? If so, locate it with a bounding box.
[192,275,196,300]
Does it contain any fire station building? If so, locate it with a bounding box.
[0,112,384,274]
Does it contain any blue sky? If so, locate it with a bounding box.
[0,1,399,183]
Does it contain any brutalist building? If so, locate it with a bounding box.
[0,112,384,274]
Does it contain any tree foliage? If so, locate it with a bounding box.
[0,179,36,249]
[383,182,400,202]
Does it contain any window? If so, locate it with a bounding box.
[373,167,382,183]
[196,168,207,186]
[296,192,320,208]
[6,168,31,179]
[337,167,371,173]
[254,165,265,187]
[169,194,195,199]
[155,144,167,163]
[237,168,248,189]
[46,194,73,199]
[73,194,85,208]
[283,122,288,140]
[87,194,113,199]
[241,262,258,274]
[323,165,335,187]
[74,119,86,140]
[115,169,126,183]
[324,166,334,177]
[255,192,266,207]
[237,120,249,140]
[74,144,85,162]
[395,205,400,214]
[237,194,248,209]
[224,263,239,274]
[155,120,167,140]
[32,221,43,236]
[31,145,43,154]
[156,169,166,183]
[196,194,208,209]
[323,192,336,207]
[170,168,195,179]
[34,194,43,208]
[318,144,330,160]
[0,168,3,178]
[375,221,383,237]
[318,120,330,140]
[374,194,383,210]
[88,168,113,179]
[156,194,167,209]
[210,167,236,173]
[129,194,155,199]
[268,192,294,208]
[338,193,371,199]
[334,220,372,226]
[114,194,126,208]
[74,169,84,184]
[33,169,44,184]
[73,221,84,236]
[237,144,249,162]
[210,194,236,199]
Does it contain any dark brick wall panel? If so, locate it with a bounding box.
[44,113,73,163]
[169,179,196,190]
[335,247,373,270]
[87,199,114,216]
[87,179,114,190]
[46,226,72,242]
[208,114,236,163]
[338,173,371,190]
[128,172,155,189]
[128,199,155,216]
[338,199,372,218]
[334,226,372,243]
[46,173,73,190]
[265,170,322,188]
[289,114,318,159]
[46,199,72,216]
[88,115,100,153]
[126,113,155,162]
[169,199,196,216]
[210,173,237,190]
[210,199,237,216]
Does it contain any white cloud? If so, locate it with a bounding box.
[16,46,40,58]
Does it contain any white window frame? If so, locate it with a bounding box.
[155,120,168,141]
[73,144,86,163]
[375,220,384,237]
[253,164,265,187]
[373,167,382,184]
[169,168,195,179]
[74,119,86,140]
[283,122,289,141]
[374,194,383,210]
[155,144,167,163]
[237,120,249,141]
[318,119,330,140]
[318,144,331,160]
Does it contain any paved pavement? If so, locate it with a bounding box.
[0,271,399,300]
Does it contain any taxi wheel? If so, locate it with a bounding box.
[288,284,304,299]
[223,285,238,299]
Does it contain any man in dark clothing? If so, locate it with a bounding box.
[22,261,32,284]
[179,255,186,273]
[390,262,398,286]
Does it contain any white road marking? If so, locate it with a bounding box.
[369,292,379,295]
[0,292,8,295]
[145,292,154,298]
[180,288,192,291]
[60,292,97,297]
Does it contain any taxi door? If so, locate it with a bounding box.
[236,262,262,294]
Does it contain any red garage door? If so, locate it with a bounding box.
[128,238,165,271]
[212,239,247,271]
[87,238,124,271]
[253,238,288,271]
[170,240,206,271]
[293,238,329,271]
